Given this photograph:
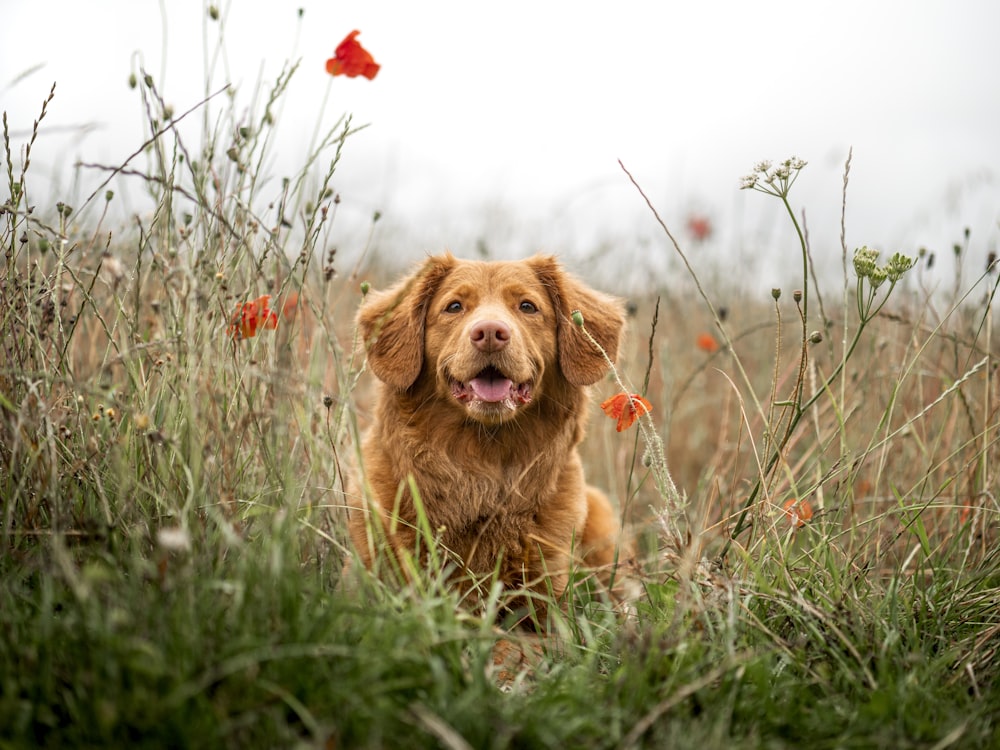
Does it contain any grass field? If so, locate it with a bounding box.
[2,30,999,749]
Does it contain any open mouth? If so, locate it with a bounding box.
[450,366,533,409]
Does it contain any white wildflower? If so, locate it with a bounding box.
[156,526,191,552]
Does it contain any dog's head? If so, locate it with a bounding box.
[358,254,625,424]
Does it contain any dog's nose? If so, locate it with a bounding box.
[470,319,511,353]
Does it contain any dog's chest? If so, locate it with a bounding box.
[421,461,550,530]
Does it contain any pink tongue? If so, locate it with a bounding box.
[469,375,513,403]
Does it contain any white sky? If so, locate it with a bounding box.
[2,0,999,293]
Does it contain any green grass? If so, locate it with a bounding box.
[2,8,999,748]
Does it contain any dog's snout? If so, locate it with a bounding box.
[470,319,511,353]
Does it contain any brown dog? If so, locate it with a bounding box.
[350,253,625,622]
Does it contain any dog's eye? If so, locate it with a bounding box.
[518,300,538,314]
[445,300,463,313]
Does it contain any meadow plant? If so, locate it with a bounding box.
[615,151,998,744]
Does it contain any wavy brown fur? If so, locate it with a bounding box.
[351,254,626,619]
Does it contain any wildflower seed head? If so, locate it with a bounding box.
[742,157,807,197]
[571,310,585,327]
[852,246,880,278]
[360,281,370,296]
[884,252,915,282]
[793,289,802,303]
[868,266,888,289]
[322,395,333,409]
[771,288,781,300]
[809,330,823,344]
[102,254,126,284]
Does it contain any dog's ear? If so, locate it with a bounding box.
[529,255,625,387]
[357,254,457,390]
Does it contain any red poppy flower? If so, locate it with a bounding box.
[781,498,814,528]
[696,332,720,353]
[600,392,653,432]
[228,295,279,339]
[686,214,712,242]
[281,291,300,322]
[325,30,380,80]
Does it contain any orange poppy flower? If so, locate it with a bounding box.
[228,295,279,339]
[600,392,653,432]
[696,332,720,353]
[326,30,380,80]
[781,498,814,528]
[281,291,300,322]
[686,214,712,242]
